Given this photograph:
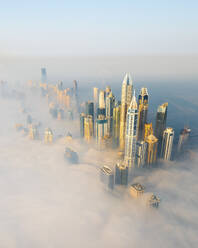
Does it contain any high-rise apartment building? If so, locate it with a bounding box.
[136,141,147,168]
[112,101,121,148]
[145,134,158,165]
[155,103,168,153]
[41,68,47,84]
[119,73,133,150]
[177,127,191,153]
[124,93,138,168]
[115,161,128,185]
[137,88,148,141]
[93,87,99,116]
[161,127,174,161]
[99,90,106,109]
[29,125,39,140]
[106,91,115,136]
[80,113,86,137]
[100,166,114,190]
[84,115,94,143]
[95,115,108,150]
[144,123,153,141]
[85,101,94,118]
[44,128,53,143]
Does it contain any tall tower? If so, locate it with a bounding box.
[95,115,108,150]
[93,87,99,116]
[155,103,168,153]
[124,93,138,168]
[144,123,153,141]
[119,73,133,150]
[99,90,106,109]
[177,127,191,153]
[41,68,47,84]
[85,101,94,119]
[84,115,94,143]
[44,128,53,143]
[115,161,128,185]
[145,134,158,165]
[106,91,115,136]
[73,80,78,95]
[137,88,148,141]
[112,101,121,148]
[161,127,174,161]
[80,113,86,138]
[136,141,147,168]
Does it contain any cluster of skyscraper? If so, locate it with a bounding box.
[80,73,176,173]
[39,68,79,120]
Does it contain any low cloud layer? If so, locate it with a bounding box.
[0,96,198,248]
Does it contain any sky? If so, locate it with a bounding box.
[0,0,198,56]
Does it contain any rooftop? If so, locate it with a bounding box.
[131,183,145,191]
[101,166,113,175]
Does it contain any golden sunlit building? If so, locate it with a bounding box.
[144,123,153,141]
[137,88,149,141]
[145,134,158,165]
[112,102,121,147]
[29,125,39,140]
[130,183,145,198]
[84,115,94,143]
[44,128,53,143]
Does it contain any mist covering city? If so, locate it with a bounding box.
[1,1,198,248]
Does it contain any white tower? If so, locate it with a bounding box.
[124,92,138,167]
[119,73,133,150]
[161,127,174,161]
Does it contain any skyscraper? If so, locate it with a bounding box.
[119,73,133,150]
[105,86,111,96]
[84,115,94,143]
[124,93,138,168]
[144,123,153,141]
[155,103,168,153]
[80,113,86,137]
[177,127,191,153]
[112,101,121,148]
[145,134,158,165]
[100,166,114,190]
[161,127,174,161]
[115,161,128,185]
[73,80,78,96]
[106,91,115,136]
[85,101,94,118]
[137,88,149,141]
[44,128,53,143]
[99,90,106,109]
[41,68,47,84]
[95,115,108,150]
[93,87,99,116]
[29,125,39,140]
[136,141,147,168]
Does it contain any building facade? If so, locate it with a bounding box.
[161,127,174,161]
[137,88,148,141]
[124,94,138,168]
[95,115,108,150]
[145,134,158,165]
[155,103,168,153]
[115,161,128,185]
[119,73,133,151]
[136,141,147,168]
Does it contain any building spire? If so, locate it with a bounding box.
[123,73,132,85]
[129,90,137,109]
